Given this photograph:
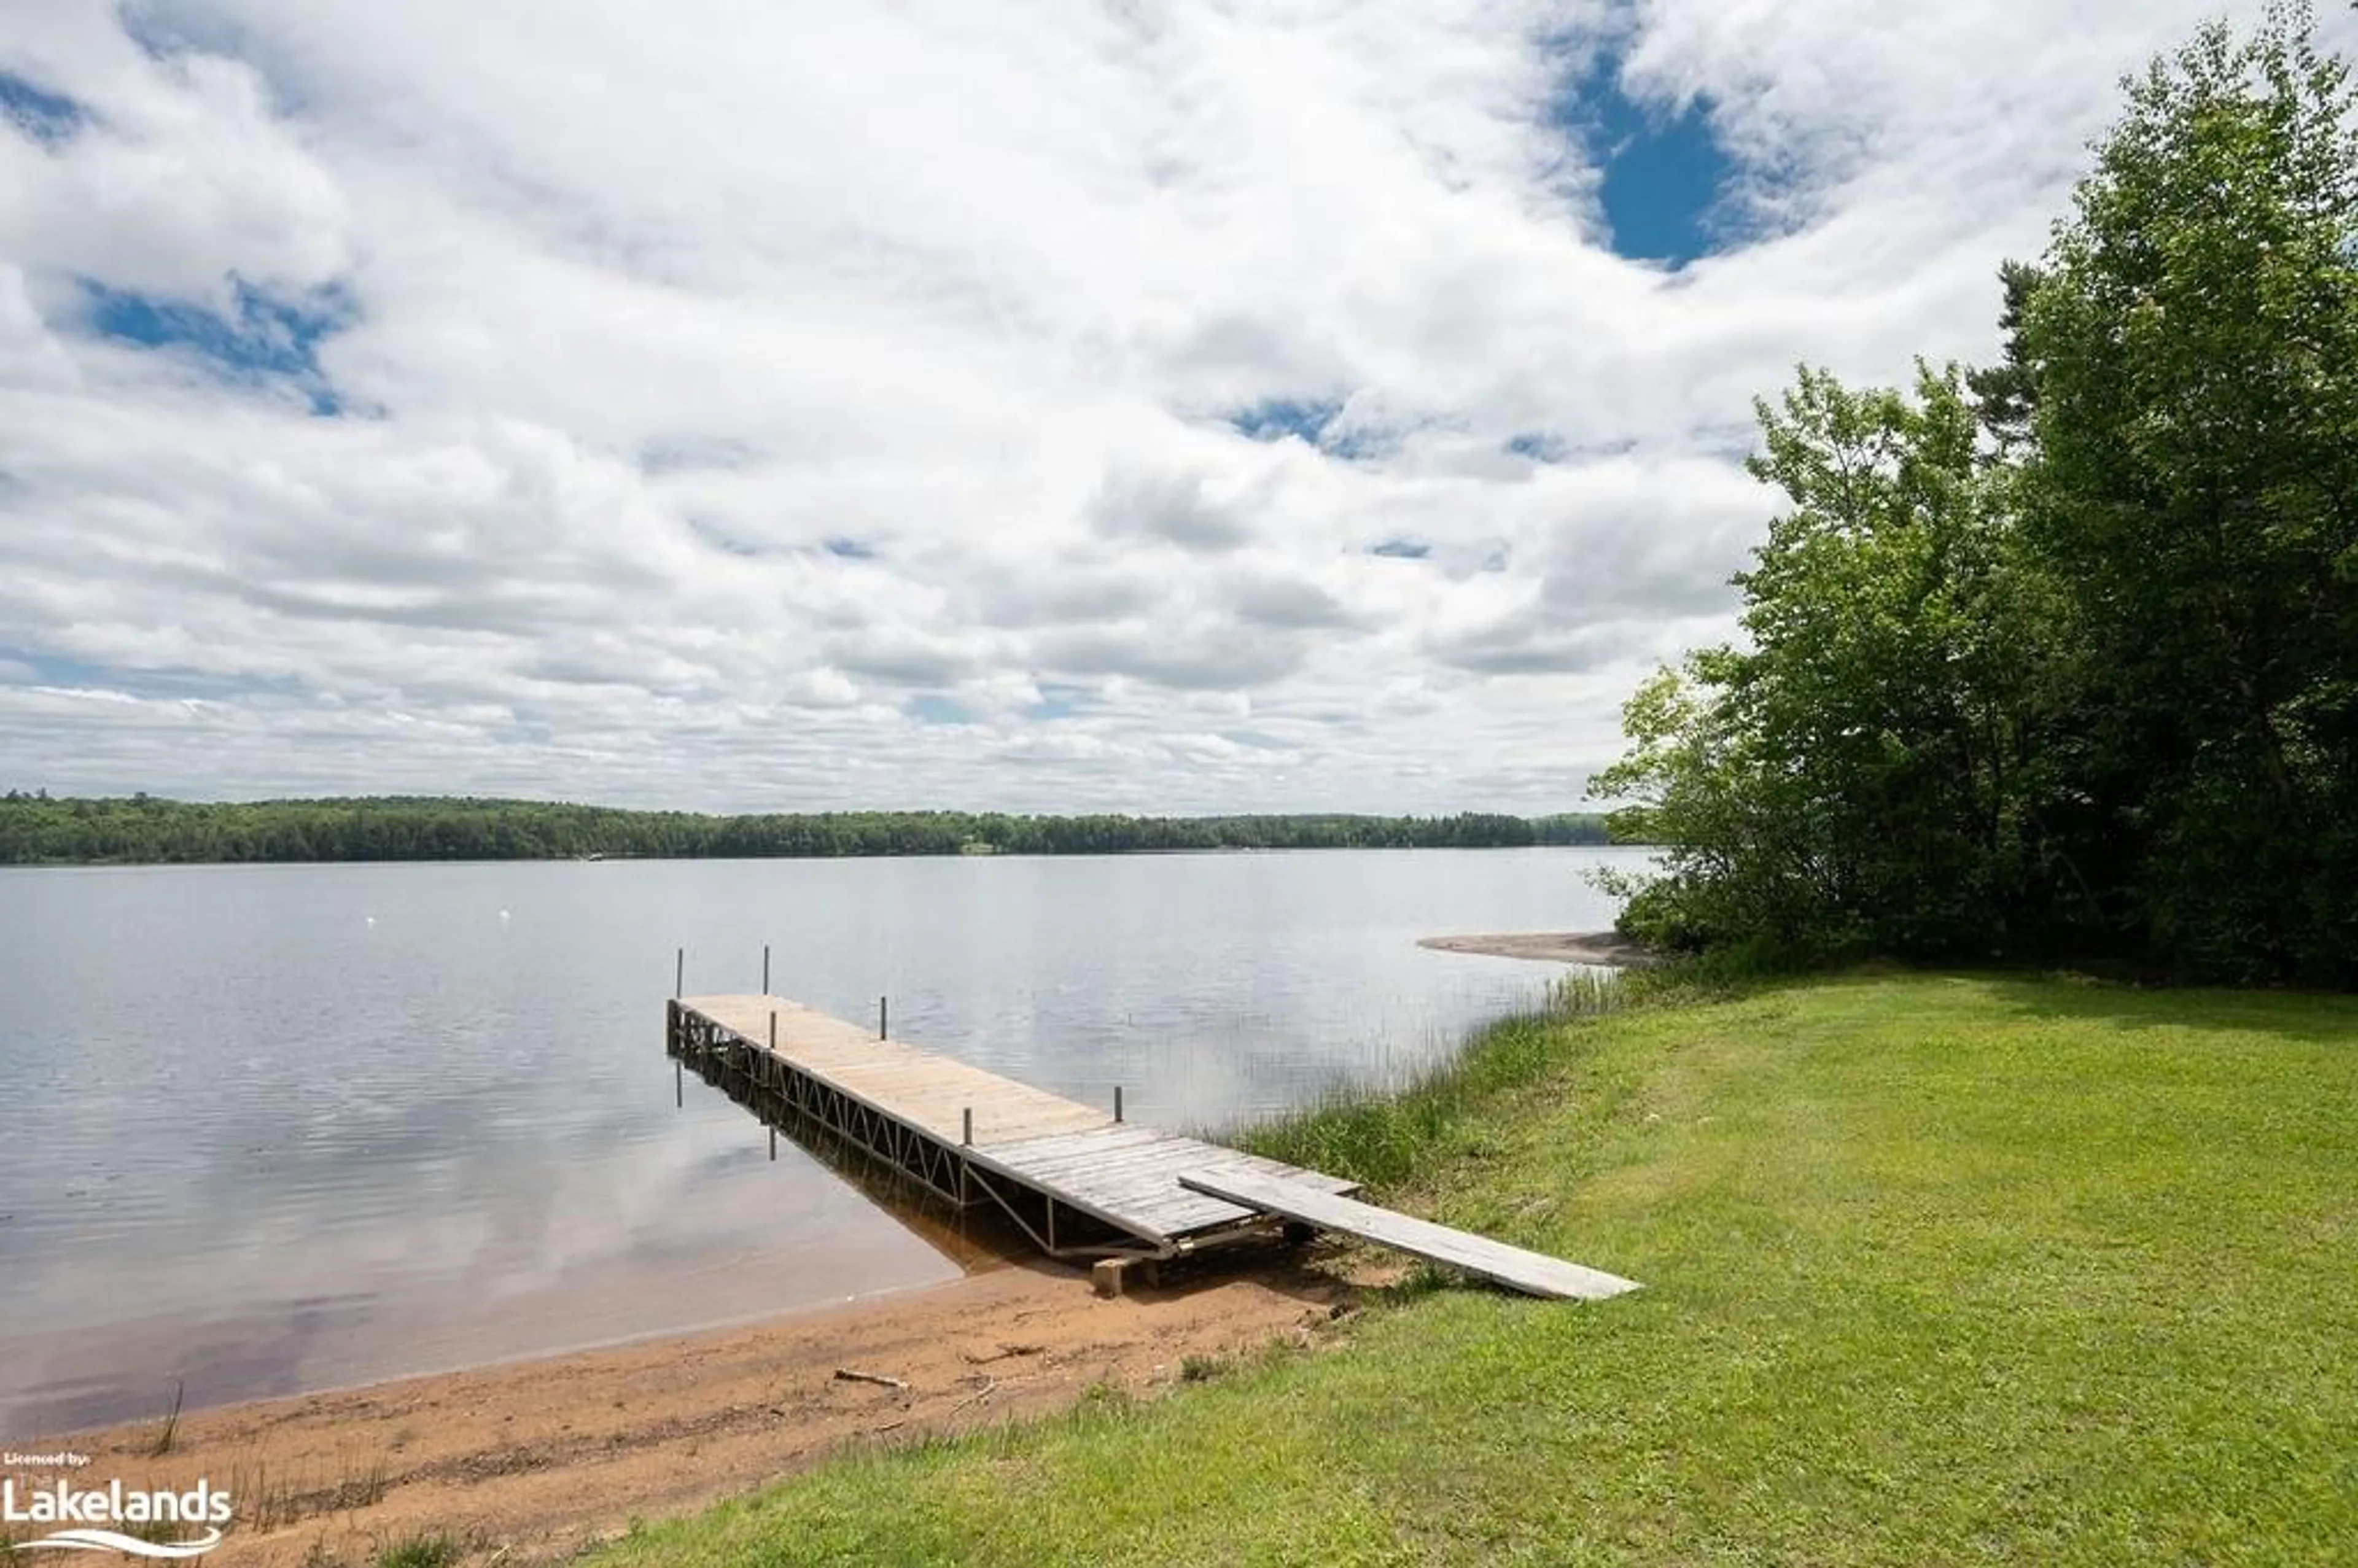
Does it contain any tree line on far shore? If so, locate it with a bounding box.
[1594,8,2358,987]
[0,792,1613,865]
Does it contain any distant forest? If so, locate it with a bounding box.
[0,793,1614,865]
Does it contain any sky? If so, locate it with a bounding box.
[1,1,2348,814]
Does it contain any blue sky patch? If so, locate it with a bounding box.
[1222,729,1290,751]
[1553,53,1738,267]
[641,437,762,474]
[907,694,969,725]
[1226,397,1417,463]
[1229,397,1341,446]
[1368,537,1432,561]
[687,518,760,557]
[823,535,878,561]
[115,9,311,117]
[0,72,88,145]
[0,647,292,701]
[1030,683,1088,721]
[1320,422,1400,462]
[80,276,356,414]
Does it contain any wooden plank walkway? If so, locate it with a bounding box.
[690,995,1111,1145]
[1179,1168,1643,1302]
[984,1128,1355,1241]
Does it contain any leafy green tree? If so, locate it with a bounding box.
[2020,1,2358,980]
[1594,365,2037,960]
[1963,259,2047,454]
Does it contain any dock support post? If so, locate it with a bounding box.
[674,947,684,999]
[675,1058,682,1108]
[769,1011,777,1050]
[1115,1085,1123,1124]
[878,996,888,1039]
[762,944,770,995]
[769,1125,776,1162]
[962,1107,972,1146]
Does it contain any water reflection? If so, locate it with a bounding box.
[0,848,1637,1434]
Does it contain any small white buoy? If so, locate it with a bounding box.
[364,915,375,928]
[499,909,511,923]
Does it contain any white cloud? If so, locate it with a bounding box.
[0,0,2347,811]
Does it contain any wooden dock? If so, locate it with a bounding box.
[667,993,1640,1298]
[669,995,1358,1260]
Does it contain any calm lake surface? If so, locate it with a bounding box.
[0,848,1638,1435]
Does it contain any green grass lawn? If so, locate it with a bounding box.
[594,972,2357,1566]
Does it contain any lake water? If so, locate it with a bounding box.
[0,847,1638,1435]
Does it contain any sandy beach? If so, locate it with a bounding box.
[14,1251,1368,1566]
[1418,929,1654,966]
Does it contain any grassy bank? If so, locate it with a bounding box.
[596,971,2357,1565]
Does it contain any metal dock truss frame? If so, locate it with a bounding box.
[666,997,1355,1262]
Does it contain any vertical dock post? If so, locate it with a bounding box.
[769,1125,777,1162]
[879,996,888,1040]
[675,1058,683,1108]
[762,944,771,995]
[674,947,684,999]
[1115,1085,1124,1124]
[769,1010,777,1050]
[962,1107,972,1146]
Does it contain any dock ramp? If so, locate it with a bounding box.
[1180,1168,1640,1301]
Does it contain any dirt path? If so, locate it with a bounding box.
[1418,930,1655,966]
[20,1254,1366,1566]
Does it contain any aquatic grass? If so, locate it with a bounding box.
[227,1459,298,1534]
[1544,968,1628,1015]
[1235,967,1630,1190]
[145,1377,184,1457]
[591,971,2358,1566]
[224,1454,391,1534]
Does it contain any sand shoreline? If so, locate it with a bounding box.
[1418,928,1654,966]
[17,1251,1369,1566]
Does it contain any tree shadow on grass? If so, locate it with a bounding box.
[1843,966,2358,1048]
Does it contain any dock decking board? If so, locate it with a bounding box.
[689,992,1113,1147]
[1178,1169,1642,1302]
